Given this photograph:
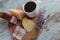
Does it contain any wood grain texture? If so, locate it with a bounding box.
[8,7,44,40]
[9,16,43,40]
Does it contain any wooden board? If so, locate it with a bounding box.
[8,7,44,40]
[9,16,44,40]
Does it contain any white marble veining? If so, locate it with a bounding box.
[0,0,60,40]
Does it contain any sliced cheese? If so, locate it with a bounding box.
[9,9,26,20]
[22,17,35,32]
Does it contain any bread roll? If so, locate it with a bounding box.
[22,17,35,32]
[9,9,26,20]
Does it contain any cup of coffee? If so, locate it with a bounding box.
[23,1,41,18]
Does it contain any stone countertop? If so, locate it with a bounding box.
[1,0,60,40]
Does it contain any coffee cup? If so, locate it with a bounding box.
[23,0,41,18]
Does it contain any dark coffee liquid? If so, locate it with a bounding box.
[24,2,36,12]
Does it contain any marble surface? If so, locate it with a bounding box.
[0,0,60,40]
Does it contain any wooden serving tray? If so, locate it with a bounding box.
[9,15,44,40]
